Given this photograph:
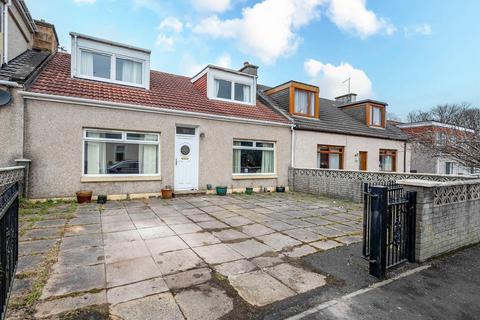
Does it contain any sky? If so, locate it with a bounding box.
[25,0,480,120]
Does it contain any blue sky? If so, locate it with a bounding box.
[26,0,480,119]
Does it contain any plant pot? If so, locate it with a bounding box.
[97,195,107,204]
[76,190,93,204]
[206,184,213,190]
[245,187,253,195]
[276,186,285,193]
[216,186,228,196]
[161,188,173,199]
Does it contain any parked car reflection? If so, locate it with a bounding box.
[107,160,139,174]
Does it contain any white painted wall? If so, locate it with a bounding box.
[294,130,410,172]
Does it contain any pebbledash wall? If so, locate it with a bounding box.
[288,167,478,203]
[399,179,480,262]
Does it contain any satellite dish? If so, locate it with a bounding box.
[0,90,11,106]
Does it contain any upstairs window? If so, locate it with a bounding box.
[214,78,252,103]
[116,58,143,84]
[371,106,382,126]
[294,89,315,117]
[81,51,111,79]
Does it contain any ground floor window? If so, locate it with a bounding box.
[445,162,455,175]
[83,129,160,176]
[379,149,397,172]
[317,145,344,169]
[233,140,275,174]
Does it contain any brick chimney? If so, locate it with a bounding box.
[239,61,258,77]
[33,20,58,53]
[335,93,357,104]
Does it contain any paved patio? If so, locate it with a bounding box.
[9,193,363,319]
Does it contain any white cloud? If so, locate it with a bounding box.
[181,53,232,76]
[404,23,432,38]
[159,17,183,33]
[73,0,96,4]
[155,34,175,50]
[327,0,396,38]
[193,0,325,64]
[304,58,372,99]
[191,0,231,13]
[132,0,162,15]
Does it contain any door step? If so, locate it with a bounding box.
[173,190,207,197]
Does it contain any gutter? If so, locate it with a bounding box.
[0,79,22,87]
[20,91,294,128]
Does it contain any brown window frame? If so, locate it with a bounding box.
[317,145,344,169]
[379,149,397,172]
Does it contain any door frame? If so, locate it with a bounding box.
[174,126,199,191]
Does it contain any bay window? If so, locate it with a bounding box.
[379,149,397,172]
[233,140,275,175]
[317,145,344,169]
[83,129,159,176]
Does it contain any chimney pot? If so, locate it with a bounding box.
[239,61,259,77]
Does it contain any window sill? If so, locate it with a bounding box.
[81,176,162,183]
[232,175,278,180]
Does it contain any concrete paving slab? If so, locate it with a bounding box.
[102,221,136,233]
[22,227,62,240]
[35,291,107,318]
[228,239,273,258]
[104,240,150,264]
[17,254,44,274]
[188,213,215,222]
[179,232,221,247]
[197,220,229,230]
[284,245,317,258]
[61,234,103,251]
[257,233,301,251]
[264,220,297,231]
[106,256,161,288]
[310,239,343,251]
[229,270,295,306]
[138,226,176,240]
[175,284,233,320]
[19,239,56,256]
[110,293,184,320]
[265,263,326,293]
[145,235,189,254]
[103,230,142,245]
[132,218,165,229]
[193,243,243,264]
[57,246,104,267]
[251,255,285,268]
[283,228,325,243]
[154,249,205,275]
[309,226,347,237]
[335,235,363,245]
[107,277,169,305]
[223,216,253,227]
[214,259,257,277]
[41,264,105,298]
[64,224,102,236]
[212,229,249,241]
[169,223,202,234]
[101,214,131,224]
[32,219,67,229]
[162,216,192,225]
[164,267,212,290]
[241,224,275,237]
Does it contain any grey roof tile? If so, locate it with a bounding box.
[0,49,51,83]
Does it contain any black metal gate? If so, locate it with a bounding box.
[363,182,416,278]
[0,183,19,320]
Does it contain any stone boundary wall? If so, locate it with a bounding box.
[399,179,480,262]
[288,167,477,203]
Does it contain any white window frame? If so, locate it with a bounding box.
[82,128,160,178]
[232,139,276,176]
[201,67,256,106]
[72,35,150,89]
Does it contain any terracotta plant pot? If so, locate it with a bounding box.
[161,188,173,199]
[76,190,93,204]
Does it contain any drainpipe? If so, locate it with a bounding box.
[403,141,407,172]
[290,126,295,168]
[2,0,10,65]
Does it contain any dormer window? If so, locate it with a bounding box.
[192,65,256,106]
[264,81,319,118]
[294,89,315,117]
[367,104,386,128]
[71,32,151,89]
[371,106,382,126]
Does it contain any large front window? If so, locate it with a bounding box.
[214,78,252,103]
[379,149,397,172]
[233,140,275,175]
[83,129,159,176]
[317,145,344,169]
[294,89,315,117]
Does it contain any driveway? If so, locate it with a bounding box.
[8,193,363,319]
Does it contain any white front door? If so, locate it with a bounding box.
[174,127,199,191]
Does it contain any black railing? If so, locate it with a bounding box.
[0,183,19,320]
[363,182,416,278]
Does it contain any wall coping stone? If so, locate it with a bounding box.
[398,179,480,188]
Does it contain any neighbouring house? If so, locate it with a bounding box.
[0,0,57,167]
[398,121,478,175]
[19,33,293,199]
[263,84,410,172]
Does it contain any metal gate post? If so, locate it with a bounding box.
[406,191,417,263]
[369,186,388,278]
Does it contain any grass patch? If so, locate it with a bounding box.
[20,199,77,216]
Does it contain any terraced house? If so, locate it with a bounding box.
[2,15,410,199]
